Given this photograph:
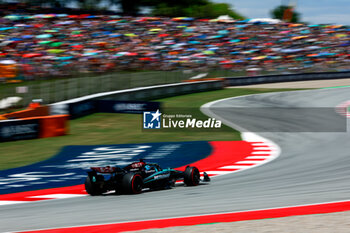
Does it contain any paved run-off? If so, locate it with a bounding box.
[129,211,350,233]
[131,86,350,233]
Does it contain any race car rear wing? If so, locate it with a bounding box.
[91,166,120,173]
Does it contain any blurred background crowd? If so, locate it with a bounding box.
[0,2,349,82]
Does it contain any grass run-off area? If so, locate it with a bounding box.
[0,88,301,171]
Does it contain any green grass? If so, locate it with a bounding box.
[0,88,301,171]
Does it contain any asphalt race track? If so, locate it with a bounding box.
[1,87,350,232]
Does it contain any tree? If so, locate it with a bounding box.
[152,2,244,19]
[76,0,104,10]
[107,0,142,15]
[141,0,209,8]
[270,5,300,23]
[12,0,244,18]
[24,0,68,8]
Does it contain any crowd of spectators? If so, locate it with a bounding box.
[0,11,349,80]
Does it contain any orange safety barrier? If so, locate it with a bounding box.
[39,115,69,138]
[2,106,68,139]
[4,114,69,139]
[0,64,17,78]
[28,102,41,109]
[3,106,49,119]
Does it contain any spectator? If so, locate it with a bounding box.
[0,9,348,81]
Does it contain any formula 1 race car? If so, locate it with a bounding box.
[84,160,210,195]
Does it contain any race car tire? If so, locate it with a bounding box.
[85,175,104,196]
[122,173,143,194]
[184,166,200,186]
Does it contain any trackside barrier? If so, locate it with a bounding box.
[0,118,40,142]
[225,71,350,86]
[0,81,222,142]
[39,115,69,138]
[0,115,69,142]
[1,106,49,119]
[50,80,224,117]
[67,100,162,119]
[96,100,161,114]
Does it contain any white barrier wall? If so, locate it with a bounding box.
[50,80,224,117]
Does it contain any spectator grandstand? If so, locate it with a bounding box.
[0,5,349,82]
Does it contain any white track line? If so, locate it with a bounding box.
[251,143,268,146]
[30,194,87,199]
[252,151,272,154]
[235,160,267,164]
[253,147,271,150]
[219,165,250,169]
[246,156,271,159]
[0,201,29,205]
[205,171,237,175]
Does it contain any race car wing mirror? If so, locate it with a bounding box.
[203,172,210,182]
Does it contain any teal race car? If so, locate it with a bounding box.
[84,160,210,195]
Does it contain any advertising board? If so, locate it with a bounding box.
[0,119,40,142]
